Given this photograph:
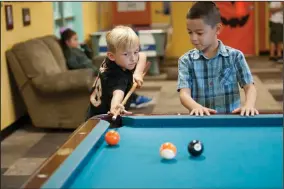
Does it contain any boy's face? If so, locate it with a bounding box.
[66,34,79,48]
[186,18,220,51]
[107,45,140,70]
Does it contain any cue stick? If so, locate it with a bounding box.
[112,61,152,121]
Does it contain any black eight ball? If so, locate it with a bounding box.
[188,140,203,156]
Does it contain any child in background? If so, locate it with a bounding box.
[60,28,98,73]
[269,2,283,63]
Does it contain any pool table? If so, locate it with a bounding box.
[23,114,283,189]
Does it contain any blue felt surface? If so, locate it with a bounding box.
[68,126,282,188]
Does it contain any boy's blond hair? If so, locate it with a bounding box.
[106,25,139,53]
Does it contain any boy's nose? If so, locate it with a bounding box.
[191,34,198,41]
[129,54,135,61]
[190,33,198,42]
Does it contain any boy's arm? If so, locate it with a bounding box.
[270,2,283,14]
[80,43,94,59]
[178,58,199,110]
[232,83,258,116]
[179,88,216,116]
[243,84,257,108]
[133,52,147,87]
[234,51,255,89]
[180,88,202,110]
[110,90,124,114]
[270,7,283,14]
[233,51,258,116]
[110,90,132,115]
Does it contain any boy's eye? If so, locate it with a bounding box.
[197,33,203,36]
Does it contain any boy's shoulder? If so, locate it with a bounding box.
[178,48,199,63]
[215,40,245,60]
[99,58,132,80]
[221,44,244,57]
[219,42,247,65]
[211,40,244,58]
[99,58,120,74]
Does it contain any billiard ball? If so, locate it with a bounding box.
[105,130,120,146]
[188,140,203,156]
[160,142,177,160]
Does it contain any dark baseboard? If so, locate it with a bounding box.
[1,115,31,142]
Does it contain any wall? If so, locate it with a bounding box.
[151,2,170,24]
[1,2,54,130]
[81,2,112,43]
[98,2,113,30]
[96,2,171,30]
[165,2,194,58]
[82,2,98,42]
[258,2,269,52]
[151,2,194,58]
[100,2,194,59]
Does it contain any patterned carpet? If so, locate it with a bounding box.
[1,56,283,189]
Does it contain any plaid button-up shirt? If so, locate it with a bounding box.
[177,40,254,113]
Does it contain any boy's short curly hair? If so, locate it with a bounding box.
[186,1,221,28]
[106,25,139,53]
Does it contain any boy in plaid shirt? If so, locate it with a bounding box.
[178,2,258,116]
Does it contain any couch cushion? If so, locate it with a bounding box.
[11,38,61,78]
[41,35,68,71]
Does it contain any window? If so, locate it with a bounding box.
[53,2,84,42]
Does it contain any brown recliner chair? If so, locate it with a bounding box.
[6,35,94,129]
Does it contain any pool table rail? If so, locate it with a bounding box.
[21,119,108,189]
[122,114,283,128]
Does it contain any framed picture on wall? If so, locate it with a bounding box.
[22,8,31,26]
[5,5,13,30]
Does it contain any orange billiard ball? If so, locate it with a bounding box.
[105,130,120,146]
[160,142,177,160]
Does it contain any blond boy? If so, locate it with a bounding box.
[86,26,147,119]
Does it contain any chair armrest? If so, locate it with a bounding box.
[32,69,94,94]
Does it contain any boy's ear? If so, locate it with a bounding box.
[107,52,115,61]
[216,23,222,35]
